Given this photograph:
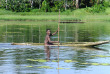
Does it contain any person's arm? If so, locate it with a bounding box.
[47,36,58,43]
[52,30,58,36]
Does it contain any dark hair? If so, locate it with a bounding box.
[46,29,53,36]
[46,29,50,32]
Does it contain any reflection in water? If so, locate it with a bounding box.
[45,46,50,60]
[0,44,110,74]
[71,47,108,70]
[0,21,110,74]
[45,45,60,74]
[44,46,59,60]
[0,21,110,43]
[0,50,5,66]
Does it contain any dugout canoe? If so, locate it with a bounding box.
[60,21,85,23]
[11,40,109,47]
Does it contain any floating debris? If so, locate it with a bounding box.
[72,60,78,62]
[91,63,100,66]
[81,62,110,66]
[27,59,110,66]
[91,55,110,58]
[37,59,47,62]
[32,59,38,61]
[64,60,77,63]
[65,68,70,69]
[26,59,47,62]
[101,63,110,66]
[56,67,70,69]
[27,59,78,63]
[25,66,33,67]
[64,60,73,63]
[26,59,38,61]
[37,66,53,69]
[56,67,65,69]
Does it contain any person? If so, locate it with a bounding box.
[44,29,59,45]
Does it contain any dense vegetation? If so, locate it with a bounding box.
[0,0,110,22]
[0,0,110,13]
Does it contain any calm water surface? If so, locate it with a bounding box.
[0,43,110,74]
[0,21,110,74]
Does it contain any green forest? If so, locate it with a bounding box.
[0,0,110,13]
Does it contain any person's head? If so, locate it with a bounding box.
[46,29,51,35]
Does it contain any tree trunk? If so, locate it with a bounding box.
[76,0,79,9]
[31,0,33,9]
[6,0,7,9]
[24,0,25,9]
[97,0,100,4]
[64,0,67,10]
[39,4,40,9]
[90,0,93,6]
[39,0,41,9]
[73,0,75,7]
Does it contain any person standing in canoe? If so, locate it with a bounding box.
[44,29,59,45]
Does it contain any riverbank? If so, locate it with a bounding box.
[0,8,110,22]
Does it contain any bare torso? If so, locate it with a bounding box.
[44,35,53,45]
[44,30,58,45]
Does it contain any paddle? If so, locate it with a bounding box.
[58,9,60,46]
[57,9,60,74]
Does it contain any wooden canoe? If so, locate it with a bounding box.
[60,21,85,23]
[11,40,109,47]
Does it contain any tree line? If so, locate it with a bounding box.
[0,0,109,12]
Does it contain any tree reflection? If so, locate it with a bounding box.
[72,47,107,70]
[0,22,110,43]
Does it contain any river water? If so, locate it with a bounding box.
[0,21,110,74]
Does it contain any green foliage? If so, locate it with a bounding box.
[92,4,105,13]
[62,10,71,15]
[0,0,110,13]
[105,8,110,14]
[86,1,109,13]
[24,3,31,12]
[41,0,50,12]
[51,1,64,12]
[31,9,40,12]
[0,1,1,8]
[1,0,31,12]
[1,0,5,8]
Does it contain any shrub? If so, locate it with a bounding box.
[1,0,31,12]
[51,1,64,12]
[86,1,109,13]
[31,9,40,12]
[105,8,110,14]
[41,0,51,12]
